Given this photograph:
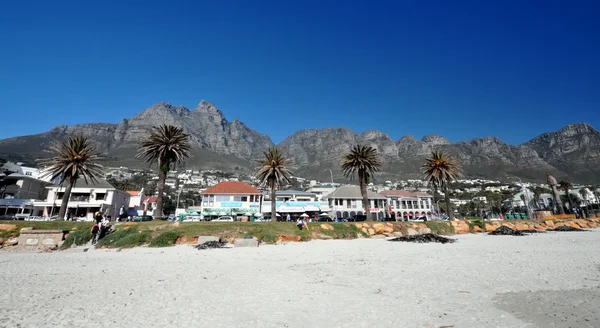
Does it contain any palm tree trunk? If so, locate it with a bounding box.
[566,188,574,213]
[431,182,437,214]
[154,168,167,219]
[270,184,276,222]
[57,179,74,220]
[443,183,454,220]
[551,186,565,214]
[359,170,371,220]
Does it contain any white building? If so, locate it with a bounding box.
[0,173,54,218]
[33,179,130,220]
[380,190,433,220]
[200,181,262,218]
[323,185,388,220]
[305,184,338,201]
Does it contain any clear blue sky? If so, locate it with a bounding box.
[1,0,599,144]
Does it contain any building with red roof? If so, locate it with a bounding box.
[200,181,262,218]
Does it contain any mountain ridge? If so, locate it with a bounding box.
[0,101,598,183]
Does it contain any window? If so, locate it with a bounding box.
[216,195,230,202]
[25,172,32,176]
[401,201,406,209]
[96,193,106,201]
[57,192,65,200]
[209,195,214,207]
[335,199,343,206]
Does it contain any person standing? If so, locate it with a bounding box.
[118,205,125,222]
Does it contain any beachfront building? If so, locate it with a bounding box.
[323,185,388,220]
[33,179,130,220]
[0,173,54,218]
[261,190,330,221]
[380,190,433,220]
[200,181,262,219]
[304,184,338,200]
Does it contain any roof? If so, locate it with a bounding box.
[276,190,316,196]
[127,190,142,196]
[380,190,433,198]
[144,196,158,203]
[201,181,261,195]
[324,186,387,200]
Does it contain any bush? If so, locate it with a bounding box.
[60,229,92,249]
[149,230,179,247]
[96,227,152,248]
[320,223,361,239]
[424,221,455,235]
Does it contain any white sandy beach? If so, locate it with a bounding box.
[2,231,600,328]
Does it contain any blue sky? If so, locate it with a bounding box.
[1,0,599,144]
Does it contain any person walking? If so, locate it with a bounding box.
[91,222,100,244]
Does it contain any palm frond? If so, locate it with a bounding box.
[136,125,192,171]
[341,144,381,180]
[37,136,104,185]
[255,147,293,189]
[421,150,461,187]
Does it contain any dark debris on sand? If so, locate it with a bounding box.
[549,225,586,232]
[388,234,456,244]
[195,241,227,250]
[518,229,546,234]
[488,226,526,236]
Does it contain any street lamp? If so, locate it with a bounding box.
[325,169,333,184]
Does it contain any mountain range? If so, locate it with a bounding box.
[1,101,599,184]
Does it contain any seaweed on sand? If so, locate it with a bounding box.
[388,234,456,244]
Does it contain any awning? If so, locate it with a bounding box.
[319,206,332,212]
[303,205,320,212]
[277,207,305,213]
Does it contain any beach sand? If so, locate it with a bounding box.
[2,231,600,328]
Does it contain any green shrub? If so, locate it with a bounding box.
[424,221,454,235]
[60,229,93,249]
[96,227,151,248]
[320,223,361,239]
[149,230,179,247]
[256,232,278,244]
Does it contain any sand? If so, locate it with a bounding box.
[2,231,600,328]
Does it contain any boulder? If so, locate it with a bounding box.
[234,237,259,247]
[404,228,419,236]
[372,223,385,234]
[385,222,394,228]
[4,238,18,246]
[565,221,581,229]
[392,231,404,237]
[454,222,470,234]
[588,222,597,228]
[278,235,302,242]
[314,233,333,240]
[533,224,546,231]
[354,223,363,228]
[197,236,221,244]
[0,224,17,231]
[361,227,368,234]
[545,220,555,228]
[383,226,394,233]
[367,228,375,236]
[515,223,529,231]
[577,220,589,228]
[473,226,482,233]
[320,224,334,231]
[485,224,496,232]
[418,227,432,234]
[20,227,33,232]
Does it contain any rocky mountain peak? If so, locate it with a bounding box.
[421,134,449,145]
[556,122,596,136]
[195,100,224,116]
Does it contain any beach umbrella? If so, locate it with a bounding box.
[319,213,330,217]
[244,212,254,216]
[276,213,281,217]
[300,213,309,217]
[218,211,227,216]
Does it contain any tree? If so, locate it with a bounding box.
[422,151,461,220]
[559,180,574,212]
[38,136,103,220]
[341,145,381,220]
[137,125,192,219]
[255,147,293,221]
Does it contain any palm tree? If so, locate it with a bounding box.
[341,145,381,220]
[422,151,461,220]
[559,180,574,213]
[137,125,192,219]
[255,147,293,221]
[546,173,564,214]
[38,136,103,220]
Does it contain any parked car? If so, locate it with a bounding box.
[0,214,18,220]
[378,217,396,222]
[254,218,271,222]
[214,216,234,222]
[129,215,153,222]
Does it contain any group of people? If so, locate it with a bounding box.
[91,211,112,244]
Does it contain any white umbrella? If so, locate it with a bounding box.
[300,213,309,217]
[319,213,330,217]
[218,212,227,216]
[276,213,281,217]
[244,212,254,216]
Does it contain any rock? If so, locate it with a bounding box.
[372,223,385,234]
[533,224,546,231]
[588,222,597,228]
[20,227,34,232]
[454,222,470,234]
[320,224,334,231]
[314,233,333,240]
[418,227,432,234]
[361,227,368,234]
[385,222,394,228]
[0,237,4,245]
[515,223,529,231]
[404,228,419,236]
[383,226,394,233]
[473,226,482,233]
[234,237,259,247]
[485,224,496,232]
[392,231,403,237]
[371,235,387,239]
[362,223,370,228]
[278,235,302,242]
[175,236,198,244]
[197,236,221,244]
[354,223,363,228]
[545,220,555,228]
[565,221,581,229]
[0,224,17,231]
[4,237,18,246]
[367,228,375,236]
